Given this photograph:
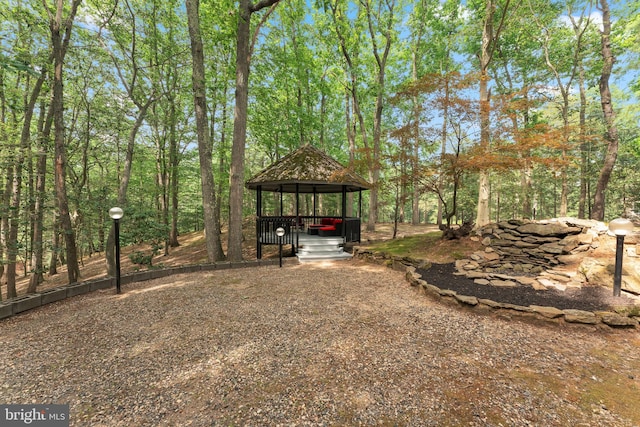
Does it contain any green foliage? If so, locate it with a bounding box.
[120,207,169,247]
[0,0,639,289]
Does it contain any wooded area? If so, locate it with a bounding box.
[1,0,639,298]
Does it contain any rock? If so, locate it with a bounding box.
[557,254,584,264]
[537,278,566,291]
[478,298,502,308]
[462,261,480,270]
[490,279,517,287]
[530,281,548,291]
[558,234,583,252]
[474,279,491,285]
[624,233,640,245]
[466,271,488,279]
[512,276,536,286]
[497,232,521,241]
[540,243,564,254]
[530,305,564,318]
[481,236,492,246]
[555,217,607,231]
[438,289,457,297]
[424,284,441,296]
[455,295,478,306]
[538,272,572,283]
[514,240,540,248]
[522,236,563,244]
[516,222,582,237]
[599,312,639,327]
[563,309,598,324]
[482,251,500,261]
[455,259,468,270]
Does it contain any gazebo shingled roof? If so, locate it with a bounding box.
[245,144,370,193]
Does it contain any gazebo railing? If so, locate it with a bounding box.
[256,216,361,243]
[256,216,296,246]
[343,217,361,243]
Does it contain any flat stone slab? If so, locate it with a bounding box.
[599,312,639,327]
[563,309,597,324]
[455,295,478,306]
[530,305,564,318]
[490,279,517,287]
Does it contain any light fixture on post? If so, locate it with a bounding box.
[109,207,124,294]
[608,217,634,297]
[275,226,286,268]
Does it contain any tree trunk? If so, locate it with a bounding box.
[7,70,46,297]
[578,62,588,219]
[591,0,618,221]
[28,101,53,293]
[2,162,15,298]
[186,0,224,262]
[227,0,252,261]
[475,1,493,228]
[48,210,59,276]
[49,0,82,284]
[228,0,281,261]
[474,0,512,228]
[169,98,180,248]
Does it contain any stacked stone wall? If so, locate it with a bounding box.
[471,218,607,274]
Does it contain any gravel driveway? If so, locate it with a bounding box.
[1,261,639,426]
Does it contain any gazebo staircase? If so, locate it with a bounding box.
[295,233,352,263]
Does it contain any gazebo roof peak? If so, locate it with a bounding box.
[246,144,370,193]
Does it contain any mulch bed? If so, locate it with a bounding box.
[417,263,640,312]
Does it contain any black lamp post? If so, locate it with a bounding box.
[608,218,634,297]
[275,226,286,268]
[109,207,124,294]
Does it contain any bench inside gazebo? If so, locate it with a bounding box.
[246,144,370,262]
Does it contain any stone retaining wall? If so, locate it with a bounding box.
[471,218,607,273]
[352,247,639,329]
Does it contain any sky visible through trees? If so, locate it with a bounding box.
[0,0,639,292]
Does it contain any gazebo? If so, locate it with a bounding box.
[246,144,370,260]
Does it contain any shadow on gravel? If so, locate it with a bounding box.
[417,263,639,312]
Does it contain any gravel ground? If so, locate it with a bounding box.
[1,261,640,426]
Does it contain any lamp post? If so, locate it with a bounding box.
[109,207,124,294]
[608,218,634,297]
[275,226,286,268]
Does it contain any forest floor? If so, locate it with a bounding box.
[12,222,449,296]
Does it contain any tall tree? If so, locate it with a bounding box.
[474,0,514,228]
[186,0,225,261]
[361,0,397,232]
[228,0,281,261]
[592,0,620,220]
[6,70,47,298]
[45,0,83,284]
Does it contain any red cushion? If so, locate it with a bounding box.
[333,219,343,224]
[321,218,333,225]
[320,226,336,231]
